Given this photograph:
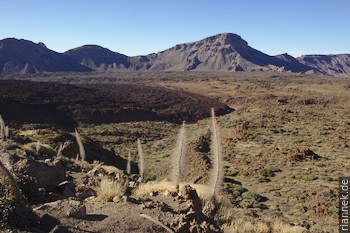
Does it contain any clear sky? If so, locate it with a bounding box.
[1,0,349,57]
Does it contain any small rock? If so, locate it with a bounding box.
[163,190,171,196]
[113,196,121,203]
[39,214,60,232]
[121,195,130,203]
[140,203,147,210]
[76,188,96,199]
[129,181,136,188]
[48,192,66,202]
[299,221,311,229]
[53,181,76,198]
[66,205,86,219]
[149,191,158,197]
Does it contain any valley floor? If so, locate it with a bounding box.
[1,71,349,232]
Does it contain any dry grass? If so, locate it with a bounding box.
[217,196,306,233]
[222,217,306,233]
[134,180,211,199]
[96,177,126,202]
[23,142,57,157]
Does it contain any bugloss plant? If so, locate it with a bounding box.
[75,129,86,161]
[208,108,224,198]
[0,114,6,141]
[5,126,9,138]
[171,121,186,187]
[126,150,131,175]
[36,141,41,154]
[137,139,145,182]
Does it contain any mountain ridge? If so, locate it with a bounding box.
[0,38,92,74]
[1,33,349,76]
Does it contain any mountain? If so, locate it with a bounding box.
[0,38,92,74]
[130,33,312,73]
[297,54,350,76]
[64,45,130,71]
[1,34,349,75]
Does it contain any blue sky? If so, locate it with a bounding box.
[1,0,349,57]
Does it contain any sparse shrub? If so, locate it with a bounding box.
[240,199,256,209]
[241,191,263,202]
[321,188,335,198]
[257,176,271,183]
[259,165,280,177]
[327,206,339,217]
[301,174,318,181]
[257,165,281,183]
[144,173,157,182]
[225,183,247,198]
[225,169,239,177]
[319,175,333,181]
[239,191,266,209]
[243,171,250,177]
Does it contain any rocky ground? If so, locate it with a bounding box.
[1,71,349,232]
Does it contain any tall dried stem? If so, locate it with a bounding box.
[208,108,223,197]
[137,139,145,182]
[171,121,186,186]
[126,150,131,175]
[75,129,86,161]
[0,114,5,141]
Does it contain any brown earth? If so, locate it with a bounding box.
[0,80,232,128]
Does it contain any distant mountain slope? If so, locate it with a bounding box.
[0,38,92,74]
[64,45,130,71]
[130,33,312,73]
[297,54,350,75]
[1,34,349,75]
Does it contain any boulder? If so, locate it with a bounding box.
[66,205,86,219]
[14,158,65,191]
[0,161,36,227]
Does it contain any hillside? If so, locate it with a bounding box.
[297,54,350,76]
[64,45,130,71]
[130,33,312,73]
[0,38,91,74]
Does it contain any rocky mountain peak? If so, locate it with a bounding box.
[211,33,248,47]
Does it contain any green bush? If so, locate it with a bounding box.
[259,165,280,178]
[144,173,157,182]
[328,206,339,217]
[225,183,247,198]
[226,170,239,177]
[241,191,263,202]
[257,176,271,183]
[301,174,318,181]
[240,199,255,208]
